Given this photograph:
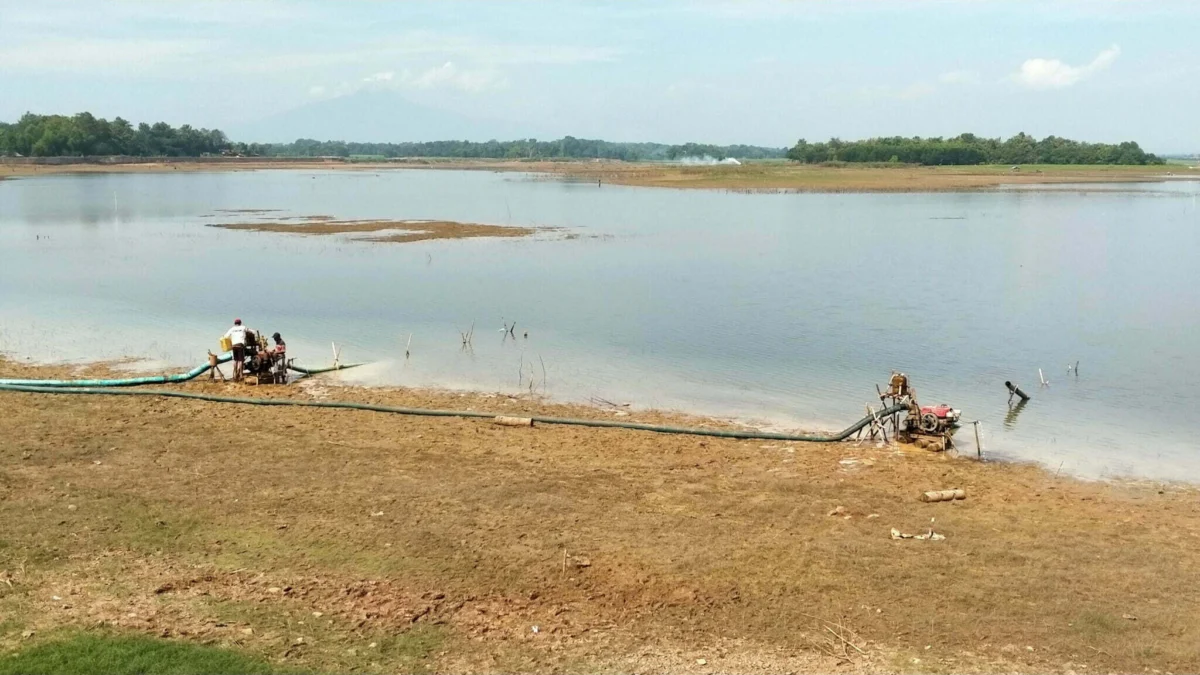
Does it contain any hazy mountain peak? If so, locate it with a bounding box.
[230,90,521,144]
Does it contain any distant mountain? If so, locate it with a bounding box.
[229,90,524,144]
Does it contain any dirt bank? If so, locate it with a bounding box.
[5,157,1196,192]
[1,358,1198,673]
[210,218,538,244]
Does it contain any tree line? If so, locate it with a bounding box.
[258,137,787,161]
[0,113,230,157]
[1,112,1165,165]
[786,133,1164,165]
[0,112,785,161]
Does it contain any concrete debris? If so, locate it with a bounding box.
[891,528,946,541]
[921,488,966,503]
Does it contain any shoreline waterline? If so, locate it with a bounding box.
[3,353,1194,489]
[5,157,1200,192]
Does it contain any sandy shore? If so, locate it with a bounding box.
[2,357,1197,673]
[4,157,1197,192]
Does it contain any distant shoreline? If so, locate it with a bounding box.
[4,156,1198,192]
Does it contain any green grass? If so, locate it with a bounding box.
[0,633,282,675]
[204,597,447,673]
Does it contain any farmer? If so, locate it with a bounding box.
[224,318,248,381]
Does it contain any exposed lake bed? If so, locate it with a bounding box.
[209,216,541,244]
[2,167,1199,482]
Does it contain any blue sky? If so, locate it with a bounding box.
[1,0,1197,151]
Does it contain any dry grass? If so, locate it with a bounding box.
[4,157,1195,192]
[2,358,1199,673]
[209,218,537,244]
[526,161,1199,192]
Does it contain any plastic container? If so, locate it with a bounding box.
[219,336,233,353]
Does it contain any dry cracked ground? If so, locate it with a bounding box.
[1,359,1199,674]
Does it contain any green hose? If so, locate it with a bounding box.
[0,356,360,388]
[0,382,908,442]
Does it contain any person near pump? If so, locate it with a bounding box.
[224,319,248,381]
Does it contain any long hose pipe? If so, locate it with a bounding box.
[0,382,909,442]
[0,355,360,388]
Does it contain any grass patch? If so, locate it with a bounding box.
[204,597,447,673]
[1072,611,1131,640]
[0,633,282,675]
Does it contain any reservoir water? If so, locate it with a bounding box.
[2,169,1198,481]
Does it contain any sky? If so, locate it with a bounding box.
[1,0,1198,151]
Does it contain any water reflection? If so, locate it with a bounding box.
[1004,400,1029,429]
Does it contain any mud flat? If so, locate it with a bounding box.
[209,216,539,244]
[2,357,1198,673]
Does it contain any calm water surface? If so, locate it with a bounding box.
[2,169,1198,481]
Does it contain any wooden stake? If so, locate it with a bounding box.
[873,404,888,443]
[207,351,225,382]
[973,420,983,459]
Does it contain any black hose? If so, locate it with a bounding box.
[0,383,909,443]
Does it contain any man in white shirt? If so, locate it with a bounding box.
[224,318,248,381]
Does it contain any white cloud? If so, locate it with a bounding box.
[239,32,621,75]
[939,69,981,85]
[0,38,211,74]
[897,82,937,100]
[309,62,507,100]
[1013,45,1121,89]
[858,81,936,101]
[5,1,315,28]
[400,62,507,92]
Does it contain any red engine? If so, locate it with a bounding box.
[921,404,957,419]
